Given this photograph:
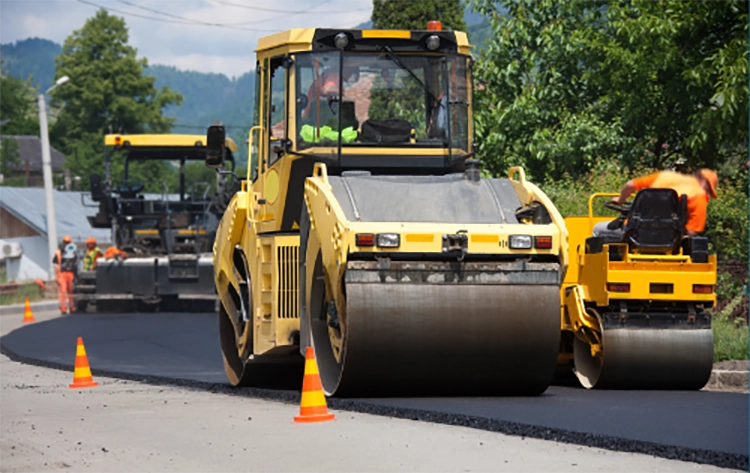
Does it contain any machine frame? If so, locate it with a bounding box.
[209,26,570,396]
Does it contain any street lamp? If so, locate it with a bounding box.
[38,75,70,280]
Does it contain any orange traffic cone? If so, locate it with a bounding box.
[69,337,98,389]
[294,347,335,423]
[22,297,36,323]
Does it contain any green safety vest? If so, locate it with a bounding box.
[83,247,102,271]
[300,125,357,144]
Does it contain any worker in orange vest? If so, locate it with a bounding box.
[83,237,103,271]
[594,169,718,239]
[103,246,128,260]
[53,235,78,314]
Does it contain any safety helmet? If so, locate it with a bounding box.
[62,235,72,243]
[85,237,97,245]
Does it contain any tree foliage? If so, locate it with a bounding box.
[0,73,40,136]
[372,0,467,31]
[50,9,182,189]
[472,0,748,182]
[0,136,21,182]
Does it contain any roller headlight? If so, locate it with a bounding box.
[334,32,349,49]
[426,34,440,51]
[376,233,400,248]
[509,235,532,249]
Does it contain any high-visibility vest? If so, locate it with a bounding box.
[83,247,103,271]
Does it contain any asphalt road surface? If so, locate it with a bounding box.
[1,311,747,470]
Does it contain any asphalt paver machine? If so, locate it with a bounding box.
[206,25,571,396]
[76,134,238,311]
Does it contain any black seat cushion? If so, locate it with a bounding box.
[622,188,686,254]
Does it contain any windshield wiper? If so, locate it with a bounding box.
[380,45,443,108]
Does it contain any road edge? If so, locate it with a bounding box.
[1,341,746,471]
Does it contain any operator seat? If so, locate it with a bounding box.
[621,188,687,254]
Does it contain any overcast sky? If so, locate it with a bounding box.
[0,0,374,78]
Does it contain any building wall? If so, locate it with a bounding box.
[2,235,50,281]
[0,207,39,238]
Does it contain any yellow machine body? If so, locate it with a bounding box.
[560,193,716,389]
[211,27,568,396]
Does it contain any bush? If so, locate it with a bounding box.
[705,159,749,263]
[712,294,749,362]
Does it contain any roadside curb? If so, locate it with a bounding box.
[705,369,749,392]
[0,300,59,316]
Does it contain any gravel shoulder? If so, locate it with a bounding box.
[1,352,737,473]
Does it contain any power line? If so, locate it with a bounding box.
[115,0,222,26]
[213,1,334,26]
[115,0,318,28]
[77,0,279,31]
[211,0,370,15]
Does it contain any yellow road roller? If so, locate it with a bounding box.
[206,25,568,396]
[559,192,716,389]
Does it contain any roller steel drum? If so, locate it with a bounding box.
[310,283,561,397]
[574,328,714,390]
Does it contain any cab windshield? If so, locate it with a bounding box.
[293,51,471,157]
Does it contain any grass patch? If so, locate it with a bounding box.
[712,293,749,362]
[0,282,45,306]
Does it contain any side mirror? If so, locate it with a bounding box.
[205,125,226,168]
[90,174,105,201]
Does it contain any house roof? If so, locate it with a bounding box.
[0,187,111,244]
[1,135,66,173]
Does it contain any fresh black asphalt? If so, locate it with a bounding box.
[1,312,747,470]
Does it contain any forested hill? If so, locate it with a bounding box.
[0,38,61,91]
[0,38,254,131]
[145,64,254,156]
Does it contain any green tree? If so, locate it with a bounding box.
[0,137,20,171]
[0,72,40,136]
[51,9,182,189]
[472,0,748,182]
[372,0,466,31]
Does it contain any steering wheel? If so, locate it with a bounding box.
[602,200,632,231]
[603,200,632,215]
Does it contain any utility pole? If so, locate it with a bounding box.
[38,76,70,280]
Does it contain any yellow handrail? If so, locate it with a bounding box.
[508,166,526,185]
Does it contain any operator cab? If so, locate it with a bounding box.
[206,25,474,233]
[252,27,473,178]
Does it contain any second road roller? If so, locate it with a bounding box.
[205,24,568,396]
[558,192,716,389]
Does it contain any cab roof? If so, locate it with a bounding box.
[255,27,470,56]
[104,134,238,153]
